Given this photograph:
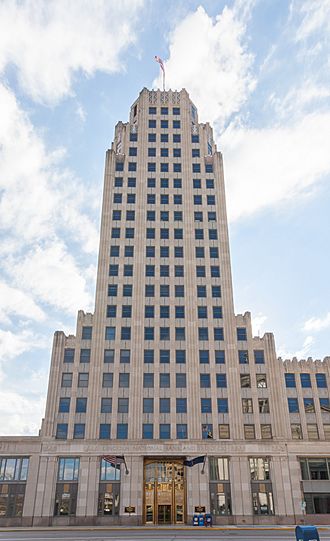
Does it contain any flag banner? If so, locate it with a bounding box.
[102,455,125,466]
[154,55,165,73]
[183,456,206,467]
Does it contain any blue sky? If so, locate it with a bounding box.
[0,0,329,435]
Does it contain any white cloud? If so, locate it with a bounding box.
[0,328,46,364]
[0,0,144,104]
[304,312,330,332]
[294,0,330,41]
[5,241,93,314]
[0,282,45,324]
[278,335,314,360]
[221,111,330,221]
[154,4,255,129]
[0,389,45,435]
[252,313,268,336]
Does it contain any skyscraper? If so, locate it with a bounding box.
[1,88,330,526]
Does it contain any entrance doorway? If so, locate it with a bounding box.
[144,459,185,524]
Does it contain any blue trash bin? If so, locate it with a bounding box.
[295,525,320,541]
[198,514,205,526]
[193,514,199,526]
[205,513,212,527]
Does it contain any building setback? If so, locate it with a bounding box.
[1,88,330,526]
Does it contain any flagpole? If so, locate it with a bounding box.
[201,456,206,475]
[163,70,165,91]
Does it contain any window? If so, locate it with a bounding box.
[193,163,201,173]
[130,132,137,142]
[206,179,214,189]
[193,179,202,189]
[208,211,216,221]
[161,194,169,204]
[288,398,299,413]
[173,149,181,158]
[123,284,132,297]
[192,149,200,157]
[196,247,205,257]
[176,398,187,413]
[64,348,75,363]
[146,228,155,239]
[102,373,113,388]
[126,210,135,221]
[118,398,129,413]
[174,228,183,239]
[160,349,170,363]
[149,106,156,114]
[218,398,228,413]
[114,178,123,187]
[120,349,130,363]
[113,193,122,204]
[161,120,168,129]
[307,424,319,440]
[145,305,154,318]
[249,458,270,481]
[176,350,186,364]
[59,397,70,413]
[212,286,221,298]
[214,328,224,341]
[75,397,87,413]
[146,246,155,258]
[173,107,180,115]
[175,285,184,297]
[201,398,212,413]
[111,227,120,239]
[316,373,327,388]
[144,350,154,364]
[161,133,169,142]
[124,246,134,257]
[148,162,156,172]
[143,424,154,439]
[219,425,230,439]
[195,229,204,240]
[198,306,207,319]
[143,373,154,388]
[61,373,72,387]
[199,327,208,340]
[129,147,137,156]
[110,245,120,257]
[104,349,114,363]
[237,328,247,341]
[122,305,132,318]
[56,424,68,439]
[101,398,112,413]
[159,424,171,439]
[173,179,182,189]
[105,326,116,340]
[148,147,156,157]
[213,307,222,319]
[173,120,180,129]
[244,424,255,440]
[149,119,156,128]
[175,265,184,277]
[148,133,156,142]
[285,373,296,387]
[215,350,225,364]
[173,163,181,173]
[173,133,181,142]
[161,107,168,114]
[300,458,329,480]
[82,326,92,340]
[200,374,211,388]
[99,424,111,439]
[199,350,209,363]
[125,228,134,239]
[160,373,170,388]
[320,398,330,412]
[209,229,218,240]
[207,195,215,205]
[160,398,170,413]
[160,306,170,318]
[240,374,251,388]
[304,398,315,413]
[144,327,154,340]
[120,327,131,340]
[176,424,187,439]
[160,246,169,258]
[202,423,213,439]
[210,247,219,258]
[173,194,182,204]
[115,161,123,172]
[194,212,203,222]
[259,398,270,414]
[108,285,118,297]
[242,398,253,414]
[160,327,170,340]
[143,398,154,413]
[145,285,154,297]
[73,423,85,439]
[160,228,169,239]
[127,193,136,204]
[174,246,184,257]
[256,374,267,388]
[192,134,199,143]
[211,266,220,277]
[107,305,117,318]
[254,350,265,364]
[239,350,249,364]
[109,264,118,277]
[147,193,156,204]
[291,424,302,439]
[176,373,186,388]
[127,177,136,187]
[194,195,202,205]
[300,373,312,388]
[160,211,169,221]
[160,285,170,297]
[78,373,89,388]
[205,164,213,173]
[116,424,128,439]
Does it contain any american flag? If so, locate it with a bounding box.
[102,455,125,466]
[154,55,165,73]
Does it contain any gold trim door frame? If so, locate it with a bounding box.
[143,459,186,524]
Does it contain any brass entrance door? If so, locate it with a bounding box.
[144,459,185,524]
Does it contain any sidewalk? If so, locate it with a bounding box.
[1,524,330,532]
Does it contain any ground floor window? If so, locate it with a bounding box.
[209,482,231,515]
[305,493,330,514]
[98,483,120,515]
[251,482,274,515]
[54,483,78,516]
[0,483,26,517]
